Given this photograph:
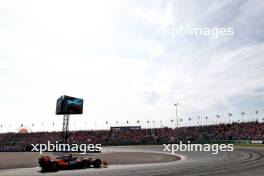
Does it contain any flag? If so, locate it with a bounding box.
[228,113,232,116]
[241,112,245,115]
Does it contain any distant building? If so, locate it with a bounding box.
[18,127,29,133]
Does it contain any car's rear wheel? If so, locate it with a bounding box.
[50,162,58,171]
[92,159,102,168]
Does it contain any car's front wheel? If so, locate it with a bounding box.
[92,159,102,168]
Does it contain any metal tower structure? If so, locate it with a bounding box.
[62,114,70,144]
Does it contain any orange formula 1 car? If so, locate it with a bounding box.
[39,154,102,171]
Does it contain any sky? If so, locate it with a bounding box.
[0,0,264,132]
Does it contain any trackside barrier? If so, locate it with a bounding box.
[169,140,252,145]
[251,140,263,144]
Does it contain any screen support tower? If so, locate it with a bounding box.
[62,114,70,144]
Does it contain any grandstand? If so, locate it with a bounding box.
[0,121,263,151]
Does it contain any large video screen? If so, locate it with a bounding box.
[56,95,83,115]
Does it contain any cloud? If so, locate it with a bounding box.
[0,0,264,131]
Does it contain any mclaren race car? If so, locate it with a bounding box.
[39,154,102,171]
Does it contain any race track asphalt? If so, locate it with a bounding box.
[0,145,263,176]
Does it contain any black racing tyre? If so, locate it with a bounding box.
[92,159,102,168]
[50,162,58,171]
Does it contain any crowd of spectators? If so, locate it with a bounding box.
[0,122,263,148]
